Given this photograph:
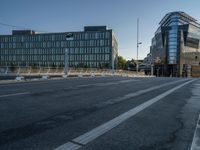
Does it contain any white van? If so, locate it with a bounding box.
[15,76,25,81]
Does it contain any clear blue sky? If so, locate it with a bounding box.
[1,0,200,60]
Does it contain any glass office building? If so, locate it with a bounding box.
[150,11,200,77]
[0,26,118,69]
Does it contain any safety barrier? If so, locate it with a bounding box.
[0,66,149,78]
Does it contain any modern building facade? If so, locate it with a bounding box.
[149,11,200,77]
[0,26,118,69]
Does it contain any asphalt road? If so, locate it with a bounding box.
[0,77,200,150]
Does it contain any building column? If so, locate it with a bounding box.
[179,31,185,77]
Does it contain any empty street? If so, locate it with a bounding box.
[0,77,200,150]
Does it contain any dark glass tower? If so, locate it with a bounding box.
[150,11,200,77]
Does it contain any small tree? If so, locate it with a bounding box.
[117,56,126,70]
[125,59,136,70]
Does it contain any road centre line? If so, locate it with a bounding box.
[0,92,30,98]
[54,79,195,150]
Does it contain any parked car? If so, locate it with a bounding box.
[42,75,50,80]
[15,76,25,81]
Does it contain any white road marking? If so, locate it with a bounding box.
[54,79,195,150]
[190,114,200,150]
[118,79,137,83]
[55,142,81,150]
[0,92,30,98]
[76,79,137,88]
[96,78,189,107]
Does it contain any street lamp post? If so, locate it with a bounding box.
[63,48,69,78]
[137,18,142,73]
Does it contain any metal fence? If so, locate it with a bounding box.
[0,66,147,77]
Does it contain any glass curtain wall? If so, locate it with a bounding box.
[168,14,179,64]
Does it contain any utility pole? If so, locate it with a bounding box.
[137,18,139,73]
[63,48,69,78]
[137,18,142,73]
